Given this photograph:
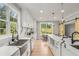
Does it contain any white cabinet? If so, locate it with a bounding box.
[27,43,31,56]
[62,48,77,56]
[22,40,31,56]
[48,36,61,56]
[12,50,20,56]
[48,34,79,56]
[22,38,32,56]
[22,49,28,56]
[61,44,78,56]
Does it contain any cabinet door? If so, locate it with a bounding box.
[62,46,78,56]
[22,49,28,56]
[12,50,20,56]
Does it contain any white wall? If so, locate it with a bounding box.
[33,20,37,39]
[53,21,59,35]
[21,8,34,27]
[20,8,37,39]
[65,11,79,22]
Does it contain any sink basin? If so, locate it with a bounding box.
[71,45,79,49]
[9,40,29,56]
[9,40,28,46]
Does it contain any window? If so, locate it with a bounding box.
[41,24,46,34]
[0,4,6,35]
[10,11,17,34]
[0,3,18,36]
[47,24,52,34]
[40,23,52,35]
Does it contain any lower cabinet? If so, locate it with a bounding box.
[48,36,60,56]
[22,42,31,56]
[22,49,29,56]
[62,46,78,56]
[48,35,79,56]
[12,50,20,56]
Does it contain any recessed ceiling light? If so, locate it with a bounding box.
[40,10,43,13]
[61,9,64,13]
[54,17,57,19]
[61,18,64,22]
[40,17,44,19]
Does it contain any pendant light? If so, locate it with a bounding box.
[52,10,55,20]
[61,3,64,22]
[59,3,65,36]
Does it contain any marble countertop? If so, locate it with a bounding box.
[0,46,19,56]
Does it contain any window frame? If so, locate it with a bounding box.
[40,22,53,35]
[0,4,7,35]
[0,3,19,36]
[10,11,17,34]
[0,20,6,35]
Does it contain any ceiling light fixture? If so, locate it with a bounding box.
[40,10,43,13]
[61,3,64,13]
[40,16,43,19]
[61,9,64,13]
[54,16,57,19]
[61,3,65,22]
[52,11,56,19]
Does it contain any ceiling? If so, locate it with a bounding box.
[16,3,79,21]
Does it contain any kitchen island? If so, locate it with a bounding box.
[47,34,79,56]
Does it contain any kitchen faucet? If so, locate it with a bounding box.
[10,31,19,43]
[60,36,66,56]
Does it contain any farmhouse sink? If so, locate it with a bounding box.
[9,39,29,56]
[9,40,28,46]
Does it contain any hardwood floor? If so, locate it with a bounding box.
[31,40,53,56]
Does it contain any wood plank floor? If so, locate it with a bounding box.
[31,40,53,56]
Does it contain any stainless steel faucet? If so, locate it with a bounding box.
[60,40,66,56]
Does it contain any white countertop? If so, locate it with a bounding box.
[47,34,62,41]
[20,37,31,40]
[19,36,33,40]
[0,46,19,56]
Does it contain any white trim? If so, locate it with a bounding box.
[0,28,5,29]
[0,3,21,36]
[0,34,12,40]
[64,10,79,20]
[0,19,6,21]
[4,3,20,14]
